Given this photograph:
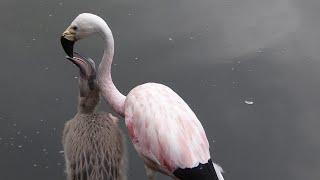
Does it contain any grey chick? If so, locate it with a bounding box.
[62,53,126,180]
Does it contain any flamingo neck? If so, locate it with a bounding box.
[97,21,125,116]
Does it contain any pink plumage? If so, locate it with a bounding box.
[125,83,210,173]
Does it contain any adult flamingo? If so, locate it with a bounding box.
[61,13,224,180]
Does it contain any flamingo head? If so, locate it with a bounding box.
[60,13,108,57]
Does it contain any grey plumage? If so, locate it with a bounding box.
[62,54,126,180]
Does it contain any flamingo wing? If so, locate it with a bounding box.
[124,83,211,173]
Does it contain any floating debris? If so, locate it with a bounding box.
[33,164,38,168]
[244,100,254,105]
[59,150,64,154]
[17,145,23,148]
[168,37,173,41]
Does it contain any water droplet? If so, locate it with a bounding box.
[256,49,264,53]
[244,100,254,105]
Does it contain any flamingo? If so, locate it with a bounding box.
[61,13,224,180]
[62,53,127,180]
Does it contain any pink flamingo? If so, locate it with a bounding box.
[61,13,224,180]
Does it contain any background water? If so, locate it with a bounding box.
[0,0,320,179]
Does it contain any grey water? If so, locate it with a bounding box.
[1,0,320,179]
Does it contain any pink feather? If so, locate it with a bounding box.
[124,83,210,173]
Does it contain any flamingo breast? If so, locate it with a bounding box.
[124,82,210,173]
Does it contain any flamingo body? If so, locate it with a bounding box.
[124,83,210,173]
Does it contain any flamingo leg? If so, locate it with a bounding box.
[144,165,156,180]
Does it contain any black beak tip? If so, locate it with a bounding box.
[60,36,74,57]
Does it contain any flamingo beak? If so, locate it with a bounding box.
[61,28,76,57]
[66,53,97,90]
[66,56,87,77]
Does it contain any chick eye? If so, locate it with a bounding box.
[72,26,78,31]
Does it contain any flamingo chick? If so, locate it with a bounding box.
[62,54,127,180]
[61,13,224,180]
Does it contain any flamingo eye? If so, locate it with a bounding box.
[72,26,78,31]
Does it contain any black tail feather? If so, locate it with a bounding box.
[173,159,219,180]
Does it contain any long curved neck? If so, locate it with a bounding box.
[96,21,126,116]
